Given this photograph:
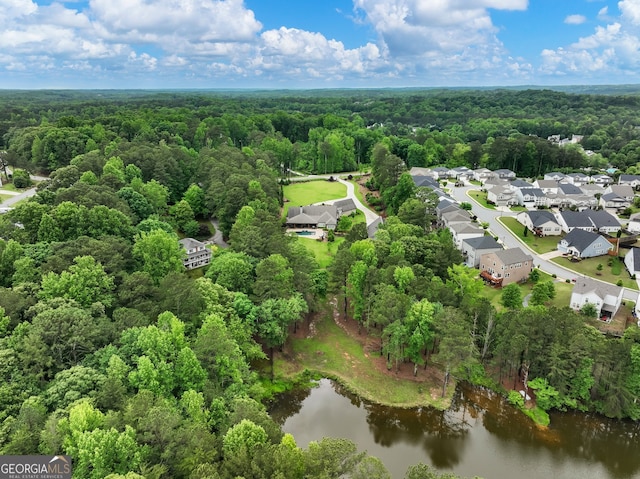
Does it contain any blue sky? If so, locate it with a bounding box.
[1,0,640,89]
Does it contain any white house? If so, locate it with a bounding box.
[441,209,473,228]
[472,168,493,183]
[516,210,562,236]
[545,172,566,181]
[461,236,503,268]
[486,185,517,207]
[556,211,596,233]
[178,238,212,270]
[570,277,624,319]
[592,174,614,186]
[627,213,640,234]
[624,247,640,278]
[449,222,485,249]
[605,184,635,202]
[618,174,640,188]
[533,179,559,195]
[515,188,546,208]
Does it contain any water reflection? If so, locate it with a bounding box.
[269,378,640,479]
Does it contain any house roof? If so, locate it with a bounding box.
[488,185,514,196]
[567,172,588,179]
[287,205,337,225]
[535,180,558,189]
[367,217,383,238]
[492,247,532,265]
[179,237,206,250]
[546,172,566,178]
[412,176,440,188]
[601,192,627,202]
[626,247,640,273]
[520,187,545,197]
[619,174,640,182]
[592,174,612,180]
[436,198,456,211]
[521,210,558,227]
[558,183,583,195]
[629,212,640,222]
[494,169,515,175]
[561,229,606,253]
[583,209,620,229]
[442,209,471,221]
[558,210,593,228]
[449,223,483,234]
[609,184,634,198]
[510,179,533,188]
[572,276,622,301]
[462,236,502,250]
[409,167,433,176]
[333,198,357,211]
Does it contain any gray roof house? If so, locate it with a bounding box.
[533,179,559,194]
[628,212,640,234]
[592,174,613,186]
[605,184,635,201]
[557,229,613,258]
[510,179,533,189]
[570,277,624,318]
[367,217,384,239]
[179,238,212,270]
[618,174,640,188]
[494,169,516,179]
[441,209,473,228]
[624,247,640,278]
[479,247,533,286]
[286,205,338,230]
[558,183,584,195]
[412,175,440,189]
[582,209,621,234]
[515,187,546,207]
[333,198,357,216]
[516,210,562,236]
[556,210,596,233]
[599,192,631,211]
[449,222,485,249]
[545,172,566,181]
[565,172,590,185]
[461,236,502,268]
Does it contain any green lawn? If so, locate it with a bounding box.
[348,180,367,207]
[482,270,574,311]
[467,190,496,210]
[282,180,347,217]
[0,193,13,202]
[552,256,638,290]
[510,205,528,212]
[0,183,19,192]
[499,216,563,254]
[296,236,345,268]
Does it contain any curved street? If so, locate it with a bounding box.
[450,184,640,302]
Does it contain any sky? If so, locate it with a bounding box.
[2,0,640,89]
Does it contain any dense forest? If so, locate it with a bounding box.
[1,89,640,478]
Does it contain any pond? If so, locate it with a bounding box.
[269,379,640,479]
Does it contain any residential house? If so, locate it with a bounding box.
[441,209,473,228]
[557,229,613,258]
[479,247,533,286]
[486,185,517,207]
[409,167,435,177]
[624,247,640,278]
[515,187,546,208]
[605,184,635,202]
[618,174,640,188]
[570,277,624,318]
[367,217,384,239]
[333,198,357,216]
[472,168,493,183]
[451,166,472,180]
[591,174,614,186]
[435,199,460,220]
[556,210,596,233]
[461,236,502,268]
[516,210,562,236]
[483,177,509,190]
[449,222,485,249]
[286,205,338,230]
[627,212,640,234]
[493,169,516,180]
[533,179,559,194]
[580,183,605,196]
[431,167,451,179]
[509,179,533,189]
[565,172,590,186]
[178,238,212,270]
[582,209,621,235]
[545,172,566,181]
[599,192,631,211]
[411,175,440,189]
[558,183,584,196]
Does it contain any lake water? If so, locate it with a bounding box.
[269,379,640,479]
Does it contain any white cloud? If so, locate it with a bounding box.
[565,14,587,25]
[619,0,640,26]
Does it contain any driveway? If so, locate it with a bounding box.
[449,184,639,302]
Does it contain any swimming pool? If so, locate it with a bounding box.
[295,230,315,236]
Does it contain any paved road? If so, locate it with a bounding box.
[449,184,640,302]
[1,186,37,207]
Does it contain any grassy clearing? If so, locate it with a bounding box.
[296,236,345,268]
[467,190,496,210]
[552,256,638,290]
[499,216,562,254]
[283,180,346,209]
[482,270,574,311]
[348,180,368,207]
[0,193,14,202]
[510,205,528,212]
[0,183,19,192]
[274,310,454,410]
